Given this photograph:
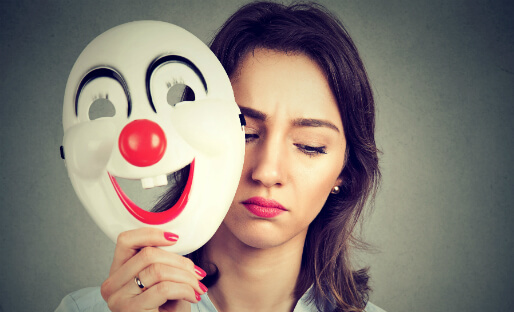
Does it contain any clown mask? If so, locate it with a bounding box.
[61,21,245,255]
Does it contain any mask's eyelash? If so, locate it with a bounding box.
[166,78,185,89]
[92,93,109,101]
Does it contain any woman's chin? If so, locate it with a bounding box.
[222,218,308,251]
[240,234,286,250]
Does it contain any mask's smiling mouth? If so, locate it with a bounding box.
[108,159,195,225]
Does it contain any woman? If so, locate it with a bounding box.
[57,2,383,311]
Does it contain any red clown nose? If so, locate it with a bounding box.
[118,119,166,167]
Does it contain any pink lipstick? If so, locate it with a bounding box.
[242,197,286,218]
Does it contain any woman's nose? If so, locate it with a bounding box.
[250,138,285,188]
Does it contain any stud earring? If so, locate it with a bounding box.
[331,186,340,195]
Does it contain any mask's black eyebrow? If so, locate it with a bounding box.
[75,67,131,117]
[146,55,207,113]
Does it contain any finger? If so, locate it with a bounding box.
[139,281,201,307]
[108,281,199,310]
[138,263,208,295]
[103,246,199,298]
[160,299,192,311]
[106,277,200,311]
[110,228,179,275]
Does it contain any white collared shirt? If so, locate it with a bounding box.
[56,286,387,312]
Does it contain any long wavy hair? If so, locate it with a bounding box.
[153,2,381,311]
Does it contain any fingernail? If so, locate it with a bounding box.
[194,265,207,278]
[195,291,201,301]
[199,281,208,292]
[164,232,179,242]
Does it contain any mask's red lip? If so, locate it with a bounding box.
[108,159,195,225]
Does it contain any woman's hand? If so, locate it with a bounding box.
[100,228,208,312]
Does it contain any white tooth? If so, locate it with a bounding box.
[141,177,155,189]
[154,174,168,187]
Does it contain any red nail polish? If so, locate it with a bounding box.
[194,265,207,277]
[195,291,201,301]
[164,232,179,242]
[199,281,208,292]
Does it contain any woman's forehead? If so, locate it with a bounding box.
[231,48,341,126]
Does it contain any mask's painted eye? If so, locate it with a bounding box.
[167,83,195,108]
[148,57,206,112]
[76,73,129,122]
[89,96,115,120]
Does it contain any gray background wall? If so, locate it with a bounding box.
[1,0,513,311]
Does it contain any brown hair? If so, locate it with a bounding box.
[155,2,381,311]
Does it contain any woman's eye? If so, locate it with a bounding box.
[294,144,327,156]
[245,133,259,143]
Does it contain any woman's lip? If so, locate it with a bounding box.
[241,197,286,218]
[241,197,286,210]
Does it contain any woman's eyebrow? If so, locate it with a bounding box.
[239,106,340,132]
[293,118,340,133]
[239,106,267,121]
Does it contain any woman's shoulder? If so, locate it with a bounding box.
[55,288,211,312]
[55,287,110,312]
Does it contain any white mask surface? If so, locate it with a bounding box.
[62,21,245,255]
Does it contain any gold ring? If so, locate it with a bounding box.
[134,276,146,291]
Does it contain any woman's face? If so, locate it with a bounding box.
[222,48,347,249]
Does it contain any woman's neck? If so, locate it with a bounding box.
[204,223,307,312]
